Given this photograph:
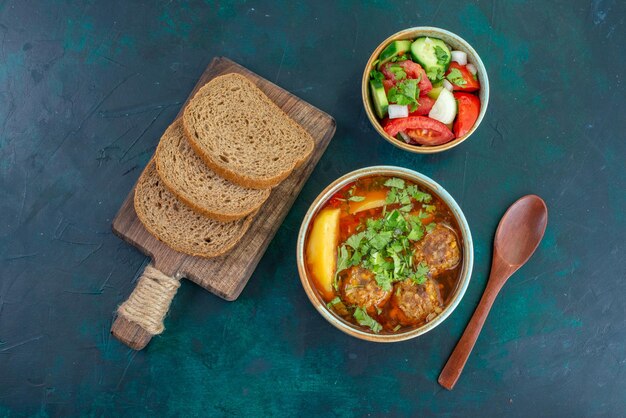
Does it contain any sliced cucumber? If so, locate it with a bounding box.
[370,79,389,119]
[377,40,412,69]
[427,85,444,100]
[428,88,457,124]
[411,37,451,82]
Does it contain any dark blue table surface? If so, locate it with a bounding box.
[1,1,625,416]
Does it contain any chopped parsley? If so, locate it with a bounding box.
[334,178,435,292]
[335,245,351,289]
[384,178,405,189]
[353,307,382,333]
[326,296,342,310]
[390,54,408,63]
[446,68,467,87]
[387,79,420,112]
[387,64,407,80]
[329,178,443,333]
[412,262,430,284]
[406,185,432,202]
[434,46,449,66]
[370,70,385,82]
[426,68,444,82]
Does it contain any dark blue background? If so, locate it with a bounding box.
[1,1,624,416]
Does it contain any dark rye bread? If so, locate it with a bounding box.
[134,161,255,258]
[182,73,315,189]
[155,120,270,221]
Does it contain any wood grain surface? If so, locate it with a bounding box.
[112,57,336,300]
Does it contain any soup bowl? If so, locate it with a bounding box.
[296,166,473,342]
[362,27,489,154]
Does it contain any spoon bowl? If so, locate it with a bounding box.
[495,195,548,266]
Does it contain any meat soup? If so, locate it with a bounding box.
[305,176,463,334]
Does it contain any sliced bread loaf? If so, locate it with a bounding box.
[182,73,315,189]
[134,161,254,258]
[155,120,270,221]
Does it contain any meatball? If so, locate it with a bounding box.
[341,267,391,314]
[414,224,460,277]
[391,279,443,326]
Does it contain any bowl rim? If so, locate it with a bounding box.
[296,166,474,342]
[361,26,490,154]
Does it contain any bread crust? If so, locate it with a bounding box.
[182,73,314,189]
[155,120,270,221]
[133,161,255,258]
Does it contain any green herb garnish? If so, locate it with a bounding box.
[388,64,407,80]
[411,262,430,284]
[426,68,444,82]
[384,178,405,189]
[335,245,351,289]
[387,79,420,112]
[345,231,366,250]
[334,180,436,293]
[446,68,467,87]
[326,296,342,310]
[337,209,431,291]
[348,195,366,202]
[353,307,382,333]
[390,54,408,63]
[370,70,385,82]
[407,221,424,241]
[406,185,432,202]
[434,45,449,66]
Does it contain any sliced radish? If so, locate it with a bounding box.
[428,88,457,125]
[451,50,467,65]
[388,104,409,119]
[466,63,477,75]
[443,79,454,91]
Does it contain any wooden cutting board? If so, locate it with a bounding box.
[111,57,336,349]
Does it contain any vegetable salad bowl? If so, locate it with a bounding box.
[362,27,490,154]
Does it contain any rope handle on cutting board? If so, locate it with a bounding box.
[111,264,181,350]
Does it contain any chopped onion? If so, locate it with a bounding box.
[388,104,409,119]
[398,132,412,143]
[429,88,457,125]
[443,79,454,91]
[466,63,477,75]
[451,50,467,65]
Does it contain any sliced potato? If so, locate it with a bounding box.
[306,208,341,301]
[348,189,387,214]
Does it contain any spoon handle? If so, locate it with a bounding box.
[438,275,505,390]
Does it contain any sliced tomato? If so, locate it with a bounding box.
[382,79,394,94]
[453,93,481,138]
[381,61,432,95]
[446,62,480,92]
[409,96,435,116]
[383,116,454,146]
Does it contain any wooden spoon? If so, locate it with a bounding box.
[438,195,548,390]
